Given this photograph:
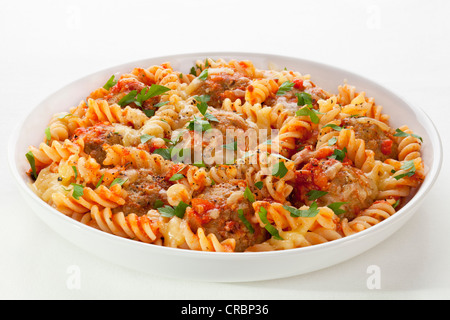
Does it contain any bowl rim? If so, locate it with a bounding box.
[7,51,443,260]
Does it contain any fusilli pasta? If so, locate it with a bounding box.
[25,58,426,253]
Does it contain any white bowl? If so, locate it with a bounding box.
[8,52,442,282]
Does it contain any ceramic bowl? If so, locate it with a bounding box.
[8,52,442,282]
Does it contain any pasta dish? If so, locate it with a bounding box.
[25,58,425,252]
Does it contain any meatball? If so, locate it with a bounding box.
[185,181,269,252]
[341,117,399,162]
[293,158,378,220]
[183,110,257,166]
[116,168,171,216]
[192,71,251,108]
[72,123,123,165]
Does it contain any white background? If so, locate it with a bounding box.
[1,0,449,299]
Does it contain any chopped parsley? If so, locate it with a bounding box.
[103,75,117,90]
[327,202,347,215]
[306,190,328,201]
[238,209,254,234]
[322,123,343,131]
[392,199,400,209]
[118,84,170,107]
[254,181,264,190]
[153,148,172,160]
[295,105,320,124]
[258,206,283,240]
[186,117,212,132]
[186,95,217,132]
[198,68,208,81]
[283,202,320,218]
[153,101,169,108]
[95,174,104,189]
[295,92,321,123]
[25,151,37,179]
[44,127,51,144]
[328,136,338,146]
[118,90,138,107]
[70,183,84,200]
[393,128,423,142]
[72,166,78,180]
[135,85,171,107]
[140,134,154,144]
[276,81,295,95]
[110,177,128,187]
[153,199,165,209]
[272,161,288,178]
[394,160,416,180]
[194,95,210,115]
[329,147,347,162]
[157,201,190,218]
[169,173,185,181]
[244,186,255,203]
[296,92,313,106]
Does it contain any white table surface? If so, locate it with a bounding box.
[1,0,449,300]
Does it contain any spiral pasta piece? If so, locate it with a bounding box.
[28,139,82,166]
[395,125,422,161]
[338,84,389,123]
[30,164,63,203]
[51,184,127,215]
[82,206,164,243]
[162,217,236,252]
[246,203,342,251]
[245,79,278,105]
[57,154,101,185]
[103,144,170,175]
[341,200,396,236]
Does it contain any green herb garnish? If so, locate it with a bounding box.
[153,199,164,209]
[329,147,347,162]
[169,173,185,181]
[103,75,117,90]
[327,202,347,215]
[45,127,51,144]
[95,174,104,189]
[110,177,128,187]
[70,183,84,200]
[118,84,170,107]
[153,148,172,160]
[72,166,78,180]
[306,190,328,201]
[25,151,37,179]
[296,92,313,106]
[140,134,154,144]
[238,209,254,234]
[295,105,320,124]
[283,202,320,218]
[255,181,264,190]
[244,186,255,203]
[157,201,190,218]
[198,69,208,81]
[394,160,416,180]
[322,123,343,131]
[393,128,423,142]
[272,161,288,178]
[276,81,295,95]
[258,207,283,240]
[328,136,338,146]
